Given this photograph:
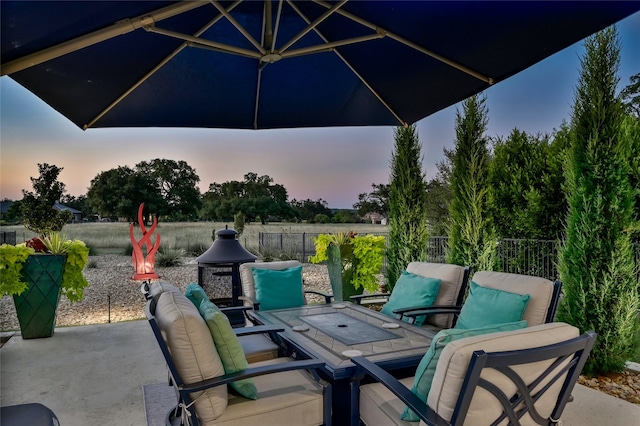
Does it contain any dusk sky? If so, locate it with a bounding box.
[1,12,638,209]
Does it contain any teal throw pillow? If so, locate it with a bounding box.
[401,320,528,421]
[198,298,258,400]
[454,281,531,330]
[252,265,305,310]
[380,271,441,326]
[185,283,208,307]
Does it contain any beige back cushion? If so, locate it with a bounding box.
[471,271,554,326]
[239,260,302,306]
[148,280,182,302]
[428,322,579,424]
[155,291,228,422]
[406,262,467,328]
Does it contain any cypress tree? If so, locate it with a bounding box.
[446,94,496,271]
[386,124,429,289]
[557,27,640,375]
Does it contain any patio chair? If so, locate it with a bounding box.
[401,271,562,328]
[144,284,332,426]
[239,260,332,311]
[142,281,280,364]
[351,262,471,331]
[352,322,596,426]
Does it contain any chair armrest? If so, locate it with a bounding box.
[233,325,285,337]
[305,290,333,304]
[391,305,457,315]
[395,305,462,323]
[238,295,261,310]
[350,293,391,305]
[219,306,252,315]
[179,359,327,393]
[351,356,450,426]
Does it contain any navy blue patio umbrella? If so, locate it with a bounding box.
[1,1,638,130]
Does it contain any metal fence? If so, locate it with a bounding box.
[495,239,559,279]
[258,232,640,281]
[258,232,391,271]
[0,231,16,245]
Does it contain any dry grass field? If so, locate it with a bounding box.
[1,221,388,255]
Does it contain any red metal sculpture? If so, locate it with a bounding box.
[130,203,160,280]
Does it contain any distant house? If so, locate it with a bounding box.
[0,200,83,223]
[364,212,386,225]
[54,202,83,223]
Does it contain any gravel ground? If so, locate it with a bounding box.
[0,255,337,330]
[1,255,638,405]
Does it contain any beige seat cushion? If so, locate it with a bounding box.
[239,334,280,364]
[471,271,554,326]
[211,357,326,426]
[406,262,467,328]
[154,291,228,422]
[428,322,579,424]
[360,376,416,426]
[239,261,302,307]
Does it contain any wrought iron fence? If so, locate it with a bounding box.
[495,239,559,280]
[0,231,16,245]
[258,232,640,282]
[258,232,390,271]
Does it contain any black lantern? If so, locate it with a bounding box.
[196,228,256,308]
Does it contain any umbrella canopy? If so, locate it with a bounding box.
[2,1,638,130]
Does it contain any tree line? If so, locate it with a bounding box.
[357,72,639,242]
[2,161,359,225]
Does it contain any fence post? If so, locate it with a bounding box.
[302,233,306,262]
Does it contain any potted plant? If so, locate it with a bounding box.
[0,232,90,338]
[310,232,386,301]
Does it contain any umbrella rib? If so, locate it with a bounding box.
[254,67,263,129]
[85,1,244,129]
[287,1,406,126]
[271,0,285,54]
[312,0,494,84]
[209,0,266,54]
[263,0,273,51]
[1,1,209,76]
[279,0,348,54]
[145,26,261,59]
[281,33,384,59]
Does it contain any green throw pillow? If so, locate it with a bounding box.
[252,265,305,310]
[454,281,531,330]
[185,283,208,307]
[401,320,528,421]
[198,298,258,400]
[380,271,441,326]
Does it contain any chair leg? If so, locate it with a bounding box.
[166,404,179,426]
[167,403,196,426]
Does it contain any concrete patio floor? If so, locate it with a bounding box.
[1,320,639,426]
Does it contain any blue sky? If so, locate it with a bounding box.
[1,12,638,209]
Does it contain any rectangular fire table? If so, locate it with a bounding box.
[249,302,435,425]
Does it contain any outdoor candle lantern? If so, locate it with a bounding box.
[196,228,256,309]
